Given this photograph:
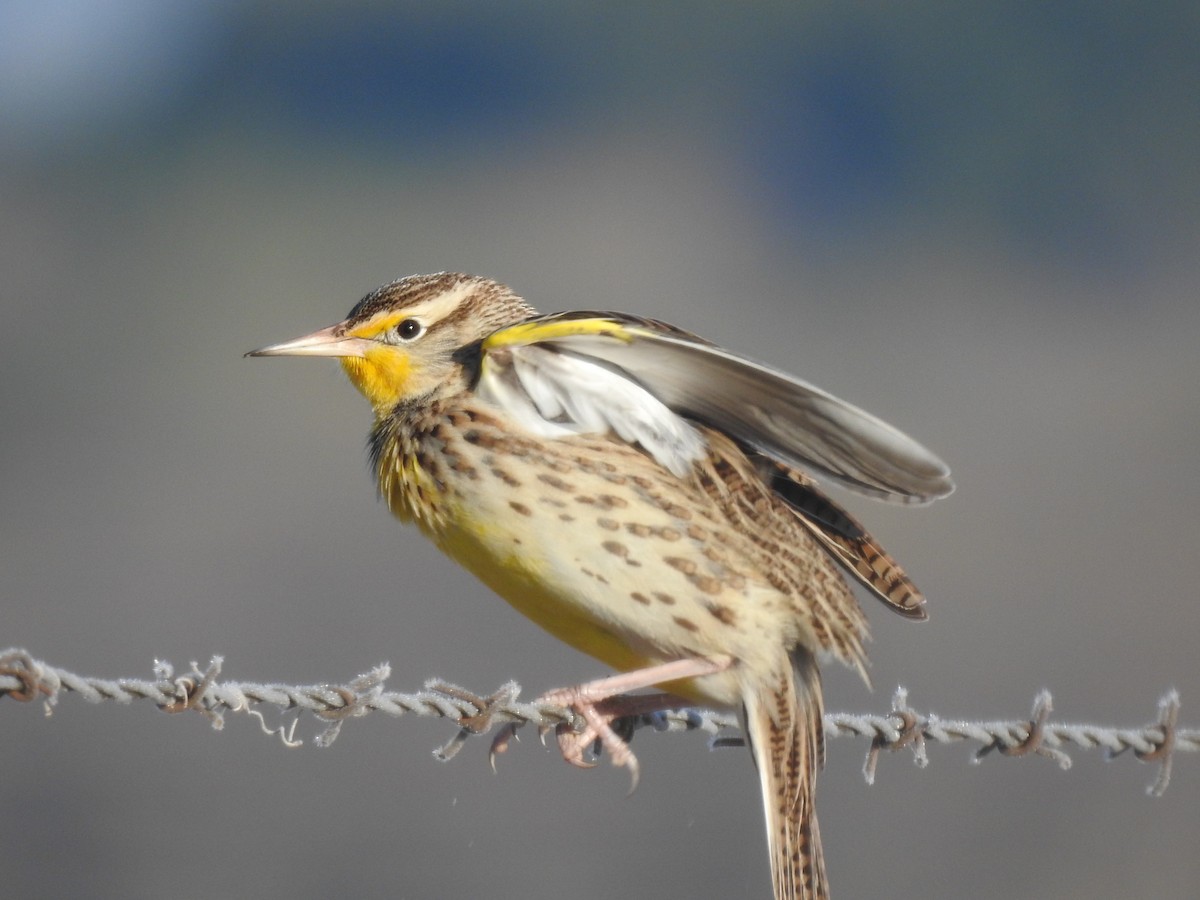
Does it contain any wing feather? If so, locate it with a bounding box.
[483,312,954,505]
[763,460,929,619]
[475,339,706,478]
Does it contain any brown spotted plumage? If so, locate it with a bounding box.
[249,273,953,899]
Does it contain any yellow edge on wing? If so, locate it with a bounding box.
[482,317,636,350]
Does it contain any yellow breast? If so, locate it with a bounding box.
[432,510,656,675]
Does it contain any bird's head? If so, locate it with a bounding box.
[247,273,535,416]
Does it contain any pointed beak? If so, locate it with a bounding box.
[245,323,371,359]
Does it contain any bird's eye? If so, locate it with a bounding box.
[395,318,424,341]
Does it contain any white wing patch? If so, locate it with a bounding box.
[540,330,954,505]
[477,345,707,478]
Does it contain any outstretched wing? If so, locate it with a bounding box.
[479,311,954,505]
[474,317,708,478]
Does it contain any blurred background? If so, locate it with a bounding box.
[2,2,1198,897]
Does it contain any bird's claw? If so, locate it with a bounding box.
[549,700,641,792]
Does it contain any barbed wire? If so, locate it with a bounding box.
[0,647,1191,795]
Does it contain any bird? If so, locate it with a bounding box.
[247,272,953,900]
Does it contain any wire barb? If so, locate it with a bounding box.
[0,647,1192,794]
[1131,689,1180,797]
[863,687,929,785]
[974,690,1072,769]
[428,680,524,762]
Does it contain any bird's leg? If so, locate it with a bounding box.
[498,656,733,790]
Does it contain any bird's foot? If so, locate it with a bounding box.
[495,656,733,791]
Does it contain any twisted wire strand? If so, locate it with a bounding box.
[1,647,1191,794]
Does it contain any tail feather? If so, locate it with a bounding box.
[742,649,827,900]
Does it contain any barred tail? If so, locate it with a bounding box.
[742,649,828,900]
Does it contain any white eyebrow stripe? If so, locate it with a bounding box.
[403,281,478,324]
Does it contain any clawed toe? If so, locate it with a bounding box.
[548,696,642,791]
[474,658,732,788]
[554,723,602,770]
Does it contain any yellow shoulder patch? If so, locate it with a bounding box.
[483,317,636,351]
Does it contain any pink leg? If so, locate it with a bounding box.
[541,656,732,706]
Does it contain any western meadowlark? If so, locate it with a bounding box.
[248,272,952,900]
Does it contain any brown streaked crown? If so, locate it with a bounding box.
[346,272,537,339]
